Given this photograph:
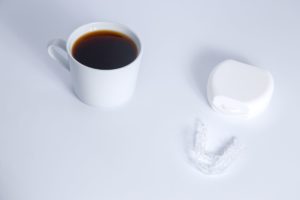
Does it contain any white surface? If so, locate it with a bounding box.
[48,22,143,107]
[0,0,299,199]
[207,59,274,118]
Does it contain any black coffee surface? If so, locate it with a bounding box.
[72,30,138,70]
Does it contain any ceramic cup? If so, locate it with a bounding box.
[47,22,142,107]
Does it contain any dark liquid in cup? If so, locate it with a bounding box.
[72,30,138,70]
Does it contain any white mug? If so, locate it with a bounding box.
[47,22,142,107]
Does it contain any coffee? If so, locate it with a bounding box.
[72,30,138,70]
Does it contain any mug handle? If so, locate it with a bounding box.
[47,39,70,71]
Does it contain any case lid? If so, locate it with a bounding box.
[207,60,274,118]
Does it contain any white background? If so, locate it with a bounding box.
[0,0,300,199]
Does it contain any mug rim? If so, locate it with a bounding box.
[66,21,143,71]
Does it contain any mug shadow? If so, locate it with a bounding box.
[189,47,250,105]
[0,0,92,90]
